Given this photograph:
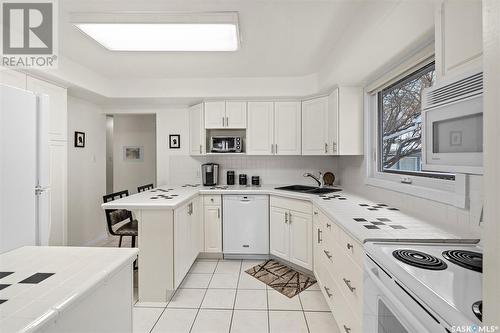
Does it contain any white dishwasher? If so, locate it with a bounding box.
[223,195,269,258]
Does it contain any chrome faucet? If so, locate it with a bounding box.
[303,172,323,187]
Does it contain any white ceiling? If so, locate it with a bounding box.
[59,0,372,79]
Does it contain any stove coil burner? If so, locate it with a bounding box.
[472,301,482,322]
[392,249,448,270]
[442,250,482,273]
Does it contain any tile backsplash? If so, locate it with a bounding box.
[167,155,339,186]
[338,155,482,239]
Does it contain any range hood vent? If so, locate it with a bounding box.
[423,71,483,110]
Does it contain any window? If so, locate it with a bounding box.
[365,53,466,208]
[377,62,436,175]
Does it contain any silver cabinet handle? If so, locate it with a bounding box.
[317,229,322,243]
[217,208,220,218]
[343,278,356,292]
[288,211,292,223]
[326,223,331,229]
[199,144,202,154]
[222,117,225,127]
[314,211,318,215]
[324,286,333,298]
[271,144,274,154]
[323,250,333,261]
[343,325,351,333]
[347,243,354,250]
[275,143,278,154]
[285,211,288,224]
[324,143,328,153]
[226,116,229,127]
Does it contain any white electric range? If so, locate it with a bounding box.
[364,242,482,333]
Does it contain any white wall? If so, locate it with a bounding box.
[67,96,107,246]
[338,155,482,239]
[112,114,156,194]
[482,0,500,322]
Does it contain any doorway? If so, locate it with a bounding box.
[105,114,157,194]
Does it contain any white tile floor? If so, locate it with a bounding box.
[132,258,340,333]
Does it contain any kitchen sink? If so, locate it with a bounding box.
[275,185,342,194]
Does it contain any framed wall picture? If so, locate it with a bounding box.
[74,131,85,148]
[123,146,144,161]
[169,134,180,149]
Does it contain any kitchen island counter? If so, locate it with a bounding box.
[0,246,137,333]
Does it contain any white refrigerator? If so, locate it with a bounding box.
[0,84,50,253]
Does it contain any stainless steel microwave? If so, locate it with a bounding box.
[210,136,242,153]
[422,71,483,174]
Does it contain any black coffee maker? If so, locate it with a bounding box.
[201,163,219,186]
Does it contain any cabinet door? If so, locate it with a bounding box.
[48,141,67,246]
[436,0,482,80]
[327,89,339,155]
[204,205,222,253]
[189,103,205,156]
[204,101,226,129]
[270,206,289,260]
[190,197,202,259]
[302,97,328,155]
[289,210,313,270]
[247,102,274,155]
[174,203,190,288]
[226,101,247,128]
[26,76,67,141]
[275,101,301,155]
[0,69,26,89]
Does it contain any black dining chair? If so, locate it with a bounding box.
[137,183,154,193]
[103,190,138,248]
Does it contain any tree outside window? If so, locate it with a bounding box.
[378,62,436,173]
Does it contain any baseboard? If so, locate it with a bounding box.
[269,254,314,276]
[197,252,223,260]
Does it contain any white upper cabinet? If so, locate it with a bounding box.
[0,69,26,89]
[225,101,247,128]
[204,101,226,128]
[247,101,301,155]
[246,101,274,155]
[335,87,363,155]
[435,0,482,81]
[26,76,67,142]
[189,103,205,156]
[302,96,329,155]
[204,100,247,129]
[274,101,302,155]
[302,88,363,156]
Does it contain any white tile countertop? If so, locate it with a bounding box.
[101,184,479,244]
[0,246,138,332]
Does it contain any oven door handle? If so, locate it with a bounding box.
[364,261,437,333]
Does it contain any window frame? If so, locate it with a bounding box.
[365,54,467,209]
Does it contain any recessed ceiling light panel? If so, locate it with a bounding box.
[72,12,240,52]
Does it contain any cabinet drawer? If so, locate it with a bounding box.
[204,195,221,205]
[333,250,364,317]
[338,228,364,268]
[271,196,311,214]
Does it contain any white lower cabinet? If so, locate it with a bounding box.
[270,196,312,270]
[203,195,222,253]
[174,197,201,289]
[313,206,363,333]
[270,206,290,259]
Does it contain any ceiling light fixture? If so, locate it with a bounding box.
[72,12,240,52]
